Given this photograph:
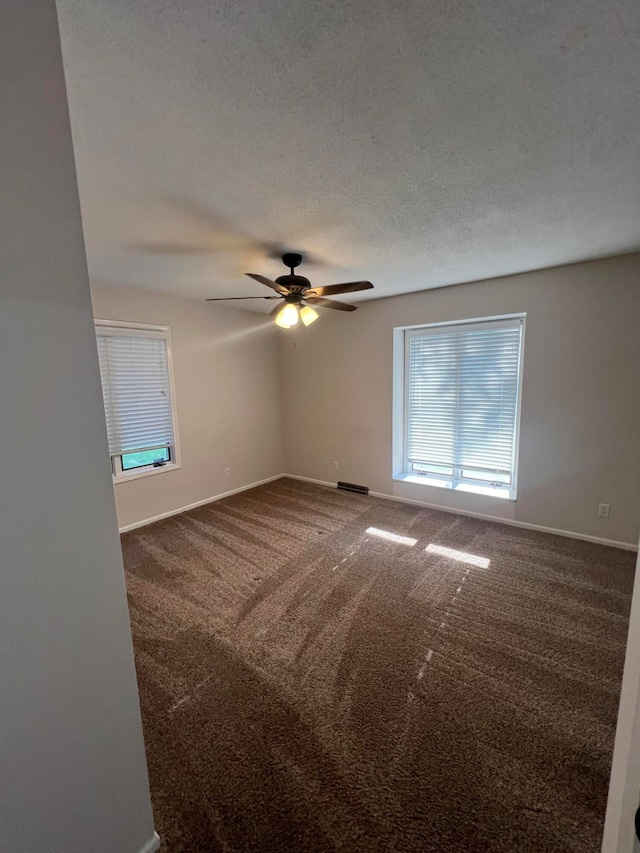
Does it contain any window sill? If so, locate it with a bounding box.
[113,462,182,484]
[393,473,515,501]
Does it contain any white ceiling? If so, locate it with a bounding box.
[57,0,640,310]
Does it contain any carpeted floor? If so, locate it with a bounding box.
[121,478,635,852]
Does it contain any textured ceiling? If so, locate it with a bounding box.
[57,0,640,309]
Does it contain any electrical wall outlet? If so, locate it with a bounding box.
[224,467,230,478]
[332,461,339,471]
[598,503,610,518]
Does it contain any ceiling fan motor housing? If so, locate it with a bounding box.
[276,274,311,294]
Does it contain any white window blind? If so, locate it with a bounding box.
[405,318,523,489]
[96,329,175,457]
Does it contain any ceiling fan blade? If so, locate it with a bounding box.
[246,273,290,295]
[304,297,357,312]
[205,296,280,301]
[303,281,373,298]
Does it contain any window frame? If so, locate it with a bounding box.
[392,314,525,501]
[95,319,181,483]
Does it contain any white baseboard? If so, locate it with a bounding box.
[283,473,338,489]
[283,474,638,552]
[119,470,637,551]
[118,474,283,533]
[138,832,160,853]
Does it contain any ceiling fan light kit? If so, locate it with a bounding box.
[206,252,373,329]
[275,302,300,328]
[299,305,319,326]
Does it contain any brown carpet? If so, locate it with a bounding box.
[122,477,634,853]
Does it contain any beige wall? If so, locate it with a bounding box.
[280,254,640,547]
[1,2,155,852]
[90,282,285,530]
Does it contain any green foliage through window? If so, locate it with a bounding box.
[121,448,170,471]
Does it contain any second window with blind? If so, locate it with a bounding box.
[394,315,525,499]
[95,321,180,481]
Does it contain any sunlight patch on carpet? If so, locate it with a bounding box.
[426,543,490,568]
[365,526,417,546]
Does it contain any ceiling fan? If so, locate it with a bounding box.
[205,253,373,328]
